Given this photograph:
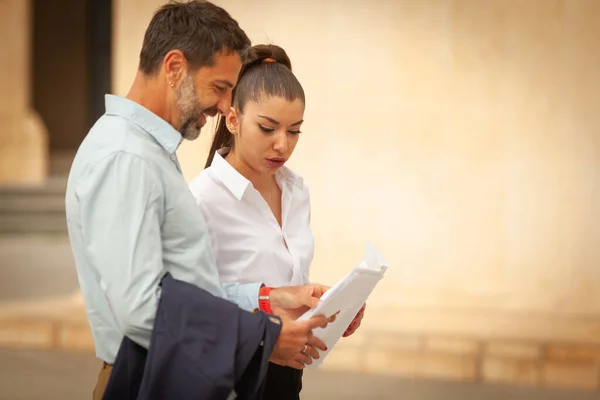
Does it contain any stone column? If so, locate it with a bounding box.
[0,0,48,185]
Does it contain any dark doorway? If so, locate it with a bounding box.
[31,0,112,175]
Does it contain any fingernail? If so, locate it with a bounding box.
[324,346,328,351]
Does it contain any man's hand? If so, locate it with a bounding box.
[342,303,366,337]
[303,334,328,361]
[269,284,330,320]
[270,315,328,369]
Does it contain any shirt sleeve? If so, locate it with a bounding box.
[76,152,164,349]
[193,192,262,312]
[221,281,262,312]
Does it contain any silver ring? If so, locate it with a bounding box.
[302,344,307,354]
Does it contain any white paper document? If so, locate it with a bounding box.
[298,242,389,368]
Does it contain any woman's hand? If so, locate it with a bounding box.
[269,284,330,320]
[342,303,366,337]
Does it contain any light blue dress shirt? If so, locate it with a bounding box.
[65,95,262,363]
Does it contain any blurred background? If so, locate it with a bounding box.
[0,0,599,399]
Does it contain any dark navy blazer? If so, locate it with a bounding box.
[102,273,282,400]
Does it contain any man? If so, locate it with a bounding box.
[65,1,333,398]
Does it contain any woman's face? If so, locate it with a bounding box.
[227,95,305,175]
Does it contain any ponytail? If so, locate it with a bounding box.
[205,115,231,168]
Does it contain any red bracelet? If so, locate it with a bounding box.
[258,286,273,314]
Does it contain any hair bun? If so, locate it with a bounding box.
[250,44,292,70]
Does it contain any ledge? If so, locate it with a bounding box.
[1,298,598,391]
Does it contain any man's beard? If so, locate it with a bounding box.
[175,76,204,141]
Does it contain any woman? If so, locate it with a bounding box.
[189,44,364,399]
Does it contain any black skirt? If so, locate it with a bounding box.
[262,362,304,400]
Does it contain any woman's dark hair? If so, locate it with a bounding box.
[205,44,306,168]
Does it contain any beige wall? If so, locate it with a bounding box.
[0,0,48,184]
[113,0,600,332]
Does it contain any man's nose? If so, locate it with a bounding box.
[216,92,233,116]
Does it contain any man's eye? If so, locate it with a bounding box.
[216,86,226,93]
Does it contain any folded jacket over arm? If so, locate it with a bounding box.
[103,273,282,400]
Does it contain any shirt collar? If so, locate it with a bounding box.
[104,94,183,155]
[211,148,304,201]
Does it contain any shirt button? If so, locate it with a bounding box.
[170,155,176,161]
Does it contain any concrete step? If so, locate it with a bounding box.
[0,195,65,213]
[0,175,67,196]
[0,213,67,233]
[0,176,67,233]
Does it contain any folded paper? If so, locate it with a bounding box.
[298,242,389,368]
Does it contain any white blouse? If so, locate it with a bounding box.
[188,150,314,288]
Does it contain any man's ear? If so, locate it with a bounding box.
[162,49,188,88]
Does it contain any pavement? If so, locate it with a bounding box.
[0,347,597,400]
